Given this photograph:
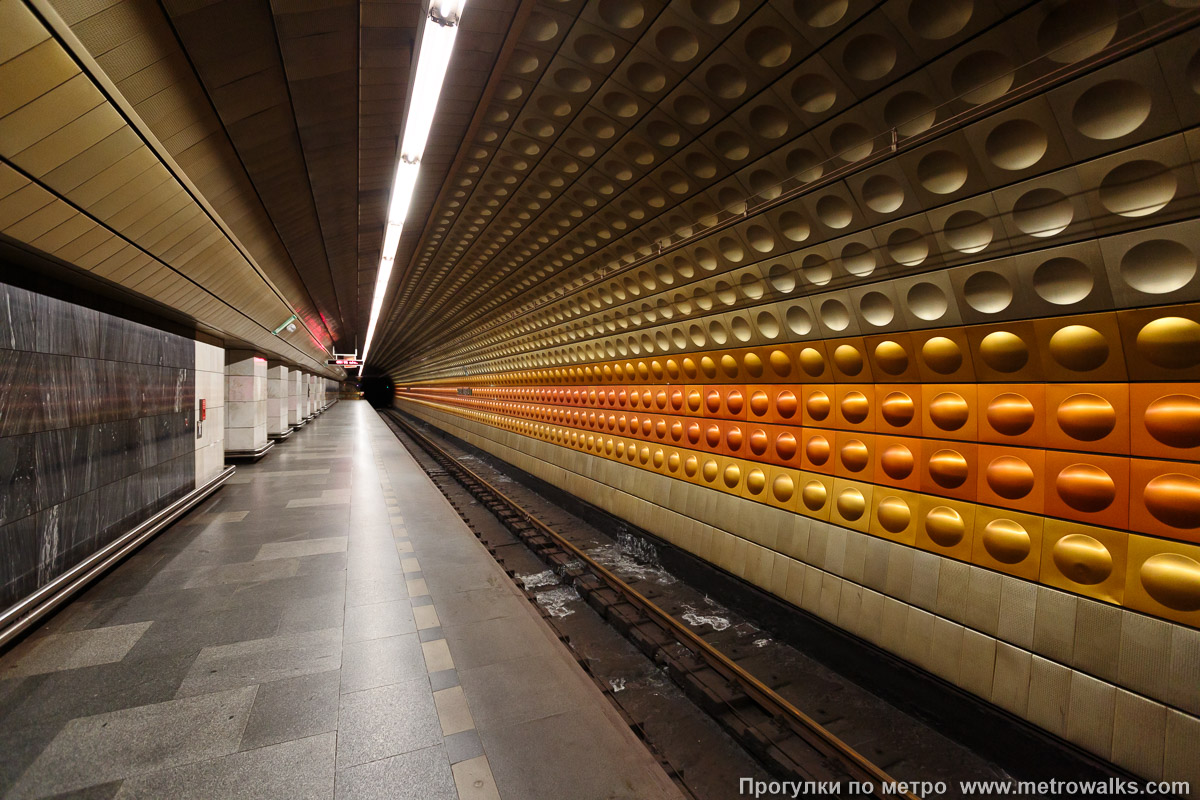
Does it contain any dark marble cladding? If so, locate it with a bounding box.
[0,280,197,613]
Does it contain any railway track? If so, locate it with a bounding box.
[382,408,921,800]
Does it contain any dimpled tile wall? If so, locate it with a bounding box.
[0,281,195,613]
[378,0,1200,783]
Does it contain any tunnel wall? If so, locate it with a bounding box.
[0,281,198,617]
[400,397,1199,785]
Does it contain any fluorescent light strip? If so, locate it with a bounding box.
[361,0,467,367]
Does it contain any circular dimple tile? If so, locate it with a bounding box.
[705,64,747,99]
[627,61,667,93]
[816,195,853,229]
[1012,188,1073,237]
[750,105,789,139]
[861,174,904,213]
[917,150,968,195]
[691,0,740,25]
[930,392,970,431]
[988,393,1035,437]
[881,391,915,427]
[603,91,639,118]
[843,34,896,81]
[908,0,974,39]
[807,390,831,421]
[1038,0,1117,64]
[906,281,948,321]
[1052,533,1113,585]
[1033,257,1093,305]
[888,228,929,266]
[1145,394,1200,448]
[1049,325,1109,371]
[791,73,837,114]
[1120,240,1196,295]
[836,488,866,521]
[778,210,811,242]
[986,119,1048,171]
[787,148,824,183]
[1136,317,1200,369]
[598,0,645,28]
[944,210,993,254]
[787,306,814,336]
[802,253,832,286]
[979,331,1029,373]
[1145,474,1200,529]
[884,90,936,137]
[926,506,966,547]
[805,0,848,27]
[746,26,791,68]
[656,26,700,62]
[673,94,710,126]
[929,448,969,488]
[832,123,873,163]
[772,473,796,503]
[841,242,876,277]
[841,391,870,423]
[574,33,616,64]
[874,340,909,374]
[951,50,1014,105]
[1057,393,1116,441]
[877,496,911,533]
[802,480,828,511]
[881,444,914,479]
[982,519,1031,564]
[1140,553,1200,611]
[1057,463,1116,512]
[987,455,1035,499]
[794,347,822,376]
[922,336,963,374]
[1100,160,1176,218]
[964,270,1012,314]
[525,12,559,41]
[841,439,870,472]
[860,291,895,327]
[833,343,863,374]
[1072,79,1151,140]
[806,434,831,466]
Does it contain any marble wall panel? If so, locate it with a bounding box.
[0,280,196,613]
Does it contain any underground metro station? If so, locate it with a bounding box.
[1,0,1199,797]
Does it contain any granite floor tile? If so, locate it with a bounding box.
[176,628,342,698]
[339,633,426,694]
[343,599,416,644]
[345,576,409,608]
[2,652,196,730]
[239,670,341,751]
[114,732,336,800]
[457,655,584,730]
[255,537,348,561]
[443,729,484,765]
[480,706,680,800]
[276,596,347,635]
[335,679,443,770]
[334,744,456,800]
[0,718,66,797]
[0,623,153,679]
[443,615,554,671]
[11,685,258,798]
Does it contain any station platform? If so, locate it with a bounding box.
[0,401,684,800]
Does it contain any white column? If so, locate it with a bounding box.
[224,350,267,454]
[289,370,302,427]
[267,362,289,437]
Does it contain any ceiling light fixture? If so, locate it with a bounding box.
[360,0,468,367]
